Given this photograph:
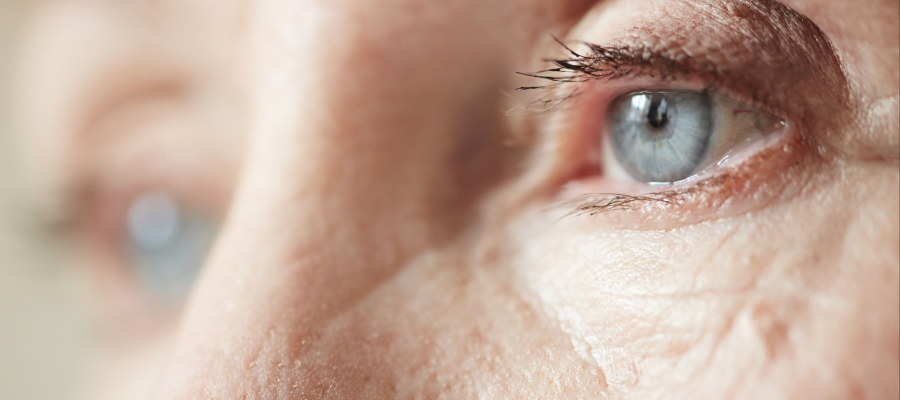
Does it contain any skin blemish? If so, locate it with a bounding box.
[749,301,792,359]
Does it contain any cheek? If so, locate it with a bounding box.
[510,216,763,393]
[175,245,609,398]
[506,165,898,397]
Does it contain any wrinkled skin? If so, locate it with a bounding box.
[12,0,899,399]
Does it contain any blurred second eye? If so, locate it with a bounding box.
[604,90,784,183]
[126,192,217,302]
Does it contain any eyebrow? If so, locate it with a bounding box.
[525,0,849,126]
[646,0,847,111]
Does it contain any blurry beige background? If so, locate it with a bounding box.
[1,1,94,399]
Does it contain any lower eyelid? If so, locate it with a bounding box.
[551,126,812,230]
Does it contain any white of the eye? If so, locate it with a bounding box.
[127,192,181,249]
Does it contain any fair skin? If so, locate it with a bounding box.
[11,0,899,399]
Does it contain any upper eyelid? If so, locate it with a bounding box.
[515,44,764,123]
[517,0,848,126]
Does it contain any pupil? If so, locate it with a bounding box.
[646,95,669,129]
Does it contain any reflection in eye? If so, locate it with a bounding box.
[126,192,216,302]
[606,90,784,183]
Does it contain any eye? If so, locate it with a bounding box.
[126,191,217,302]
[604,90,785,184]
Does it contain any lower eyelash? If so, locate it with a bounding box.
[560,192,677,217]
[551,180,711,221]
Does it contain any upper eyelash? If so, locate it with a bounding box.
[513,38,729,114]
[517,38,693,86]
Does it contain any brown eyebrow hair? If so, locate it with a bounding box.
[518,0,849,132]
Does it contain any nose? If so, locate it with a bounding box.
[149,1,538,398]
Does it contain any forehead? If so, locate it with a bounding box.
[13,0,896,138]
[20,0,893,59]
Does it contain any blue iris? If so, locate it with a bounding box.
[607,91,714,183]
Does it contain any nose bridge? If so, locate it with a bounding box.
[219,0,502,325]
[153,1,524,397]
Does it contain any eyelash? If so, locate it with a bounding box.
[517,39,795,217]
[515,38,766,113]
[518,38,688,84]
